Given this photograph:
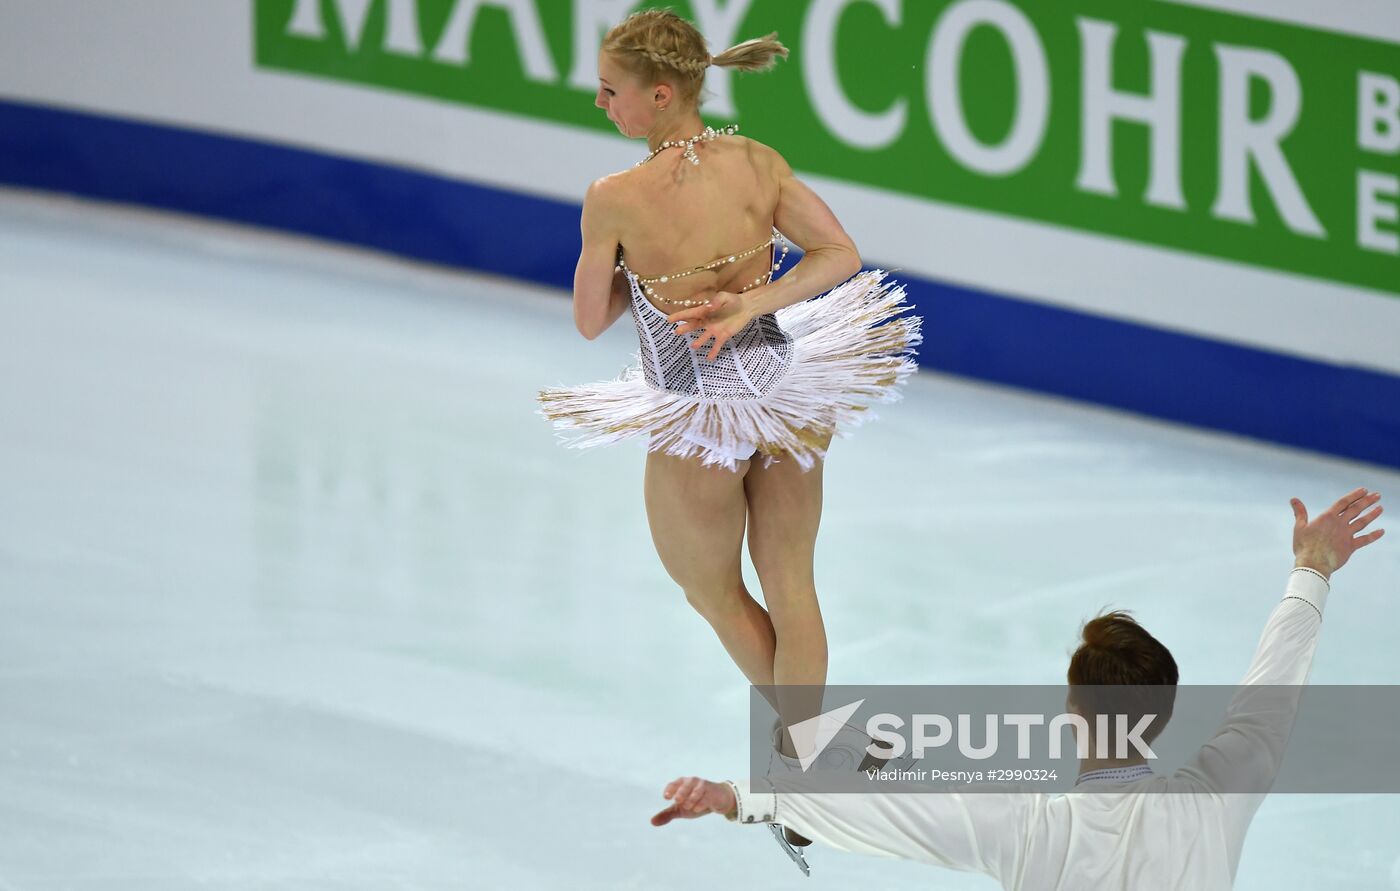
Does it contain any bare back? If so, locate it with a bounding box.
[608,136,780,313]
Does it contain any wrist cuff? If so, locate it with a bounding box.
[1286,566,1330,618]
[728,778,777,824]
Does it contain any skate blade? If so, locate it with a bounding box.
[766,822,811,876]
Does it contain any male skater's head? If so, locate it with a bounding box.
[1066,611,1179,758]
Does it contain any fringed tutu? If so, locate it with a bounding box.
[536,269,922,473]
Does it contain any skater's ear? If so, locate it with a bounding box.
[652,82,674,111]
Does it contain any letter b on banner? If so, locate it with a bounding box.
[1359,71,1400,155]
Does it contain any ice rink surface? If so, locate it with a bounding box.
[1,189,1398,889]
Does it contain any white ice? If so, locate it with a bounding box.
[1,189,1397,889]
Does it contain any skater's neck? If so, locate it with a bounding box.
[646,113,707,153]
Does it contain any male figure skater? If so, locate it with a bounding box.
[652,488,1386,889]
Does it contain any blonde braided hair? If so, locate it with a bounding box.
[603,9,787,105]
[641,47,712,75]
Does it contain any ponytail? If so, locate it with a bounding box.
[711,32,789,72]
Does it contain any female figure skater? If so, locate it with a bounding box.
[535,8,921,828]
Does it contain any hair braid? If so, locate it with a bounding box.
[602,9,785,106]
[641,46,711,74]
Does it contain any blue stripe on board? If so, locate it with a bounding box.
[2,98,1396,468]
[0,99,581,289]
[914,279,1399,466]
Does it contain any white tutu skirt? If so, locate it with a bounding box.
[536,270,923,473]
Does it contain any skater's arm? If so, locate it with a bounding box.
[737,146,862,319]
[1180,490,1383,803]
[573,178,629,340]
[1177,569,1326,797]
[652,776,1024,879]
[725,778,1028,879]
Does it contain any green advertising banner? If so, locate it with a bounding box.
[255,0,1400,297]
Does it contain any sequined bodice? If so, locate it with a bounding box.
[619,239,794,400]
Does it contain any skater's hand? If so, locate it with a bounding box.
[1291,488,1385,579]
[667,292,753,362]
[651,776,737,826]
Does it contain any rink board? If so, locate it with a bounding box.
[1,0,1397,468]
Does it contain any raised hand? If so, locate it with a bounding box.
[1290,488,1385,579]
[667,292,753,361]
[651,776,737,826]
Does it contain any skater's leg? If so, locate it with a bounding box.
[643,450,781,700]
[743,430,835,758]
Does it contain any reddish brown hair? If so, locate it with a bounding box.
[1068,611,1178,744]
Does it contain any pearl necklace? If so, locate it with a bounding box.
[636,123,739,167]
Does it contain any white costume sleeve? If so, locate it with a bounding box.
[726,776,1029,880]
[1175,567,1329,858]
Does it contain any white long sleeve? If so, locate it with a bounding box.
[727,775,1031,879]
[1180,568,1328,796]
[1175,566,1329,878]
[727,568,1331,890]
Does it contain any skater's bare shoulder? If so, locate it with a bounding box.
[583,171,630,220]
[588,165,668,227]
[739,137,795,187]
[744,141,858,262]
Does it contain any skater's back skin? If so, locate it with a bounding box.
[608,133,778,313]
[572,51,861,357]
